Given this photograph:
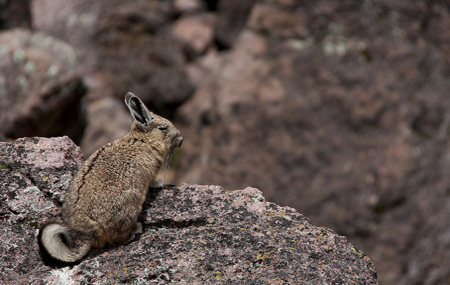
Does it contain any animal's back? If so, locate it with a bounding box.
[62,136,161,247]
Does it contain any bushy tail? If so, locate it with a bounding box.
[38,223,91,264]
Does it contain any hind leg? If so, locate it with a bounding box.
[112,222,143,246]
[124,222,143,244]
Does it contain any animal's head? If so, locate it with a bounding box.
[125,92,183,154]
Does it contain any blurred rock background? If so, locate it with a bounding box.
[1,0,450,284]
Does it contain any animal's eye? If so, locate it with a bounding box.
[158,125,168,131]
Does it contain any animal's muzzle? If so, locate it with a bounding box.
[173,136,183,149]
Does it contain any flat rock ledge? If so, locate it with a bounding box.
[0,137,378,284]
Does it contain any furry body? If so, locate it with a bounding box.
[38,93,183,263]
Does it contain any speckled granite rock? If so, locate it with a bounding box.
[0,137,378,284]
[0,136,83,281]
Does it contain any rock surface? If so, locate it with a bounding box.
[0,28,87,143]
[0,137,378,284]
[0,137,83,281]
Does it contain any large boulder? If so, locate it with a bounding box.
[0,29,87,143]
[0,137,378,284]
[175,1,450,284]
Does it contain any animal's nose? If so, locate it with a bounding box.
[177,136,183,148]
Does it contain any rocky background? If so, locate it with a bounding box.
[0,0,449,284]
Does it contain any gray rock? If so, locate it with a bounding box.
[0,137,377,284]
[0,136,83,210]
[0,136,83,280]
[0,28,87,143]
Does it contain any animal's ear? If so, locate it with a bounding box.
[125,92,154,129]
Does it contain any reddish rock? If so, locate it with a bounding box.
[0,136,83,204]
[175,1,450,284]
[0,29,87,143]
[0,137,377,284]
[172,14,215,57]
[214,0,257,49]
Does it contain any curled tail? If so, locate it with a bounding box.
[38,223,91,264]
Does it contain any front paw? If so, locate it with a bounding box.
[124,222,143,244]
[134,222,143,235]
[150,178,165,188]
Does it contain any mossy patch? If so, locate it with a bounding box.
[0,162,12,171]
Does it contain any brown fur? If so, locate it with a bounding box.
[38,92,183,264]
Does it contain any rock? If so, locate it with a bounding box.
[31,0,194,118]
[214,0,257,49]
[247,1,307,38]
[175,1,450,284]
[0,28,87,143]
[0,136,83,206]
[0,136,378,284]
[173,0,204,14]
[172,14,215,58]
